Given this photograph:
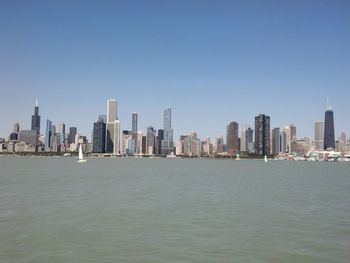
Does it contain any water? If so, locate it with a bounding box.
[1,157,349,263]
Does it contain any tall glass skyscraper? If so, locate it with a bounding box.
[31,100,40,135]
[254,114,270,156]
[93,115,106,153]
[161,107,174,155]
[31,100,41,151]
[324,107,335,150]
[130,112,138,154]
[45,119,52,151]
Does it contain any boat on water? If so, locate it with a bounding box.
[235,153,241,160]
[264,155,268,163]
[77,144,87,163]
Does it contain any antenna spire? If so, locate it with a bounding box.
[35,99,38,107]
[327,97,332,111]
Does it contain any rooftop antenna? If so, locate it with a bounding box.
[327,97,332,111]
[35,98,38,107]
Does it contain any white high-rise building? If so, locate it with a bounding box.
[105,99,120,154]
[314,122,324,150]
[107,99,117,123]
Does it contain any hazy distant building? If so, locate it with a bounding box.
[272,127,280,155]
[255,114,270,156]
[214,136,225,154]
[9,133,18,141]
[240,127,254,153]
[106,120,120,154]
[146,126,156,155]
[226,121,239,156]
[68,127,77,145]
[45,120,52,150]
[155,129,164,155]
[14,122,20,134]
[58,123,65,151]
[19,130,37,147]
[130,112,138,154]
[280,129,287,153]
[338,132,346,153]
[92,115,106,153]
[314,122,324,150]
[324,106,335,150]
[161,108,174,155]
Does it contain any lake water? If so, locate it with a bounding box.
[1,157,349,263]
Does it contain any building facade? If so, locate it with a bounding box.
[324,108,335,150]
[161,108,174,155]
[92,116,106,153]
[272,127,280,155]
[254,114,270,156]
[226,121,239,156]
[314,121,324,150]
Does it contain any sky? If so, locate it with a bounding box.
[1,0,349,141]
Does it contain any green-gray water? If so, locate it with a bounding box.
[1,157,349,263]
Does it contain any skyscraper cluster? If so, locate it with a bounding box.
[0,98,348,157]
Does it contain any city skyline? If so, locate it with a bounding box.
[0,97,349,145]
[1,1,349,140]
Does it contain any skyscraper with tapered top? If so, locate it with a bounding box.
[324,98,335,150]
[31,99,40,151]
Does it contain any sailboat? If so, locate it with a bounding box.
[264,155,268,163]
[77,144,87,163]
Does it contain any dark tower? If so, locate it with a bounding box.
[31,100,40,134]
[92,116,106,153]
[226,121,239,156]
[31,99,41,151]
[254,114,270,156]
[324,100,335,150]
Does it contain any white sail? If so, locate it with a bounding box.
[79,144,83,160]
[264,155,268,163]
[78,144,87,163]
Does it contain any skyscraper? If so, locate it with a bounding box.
[92,115,106,153]
[106,120,120,154]
[324,103,335,150]
[31,100,41,151]
[255,114,270,156]
[14,122,20,134]
[146,126,156,155]
[226,121,239,155]
[45,119,52,151]
[31,100,40,135]
[58,123,65,148]
[272,127,280,155]
[68,127,77,145]
[280,129,287,153]
[130,112,138,154]
[107,99,117,123]
[161,107,174,155]
[105,99,120,154]
[314,121,324,150]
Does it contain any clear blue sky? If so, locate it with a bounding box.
[1,0,349,141]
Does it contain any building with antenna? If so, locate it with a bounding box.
[324,98,335,150]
